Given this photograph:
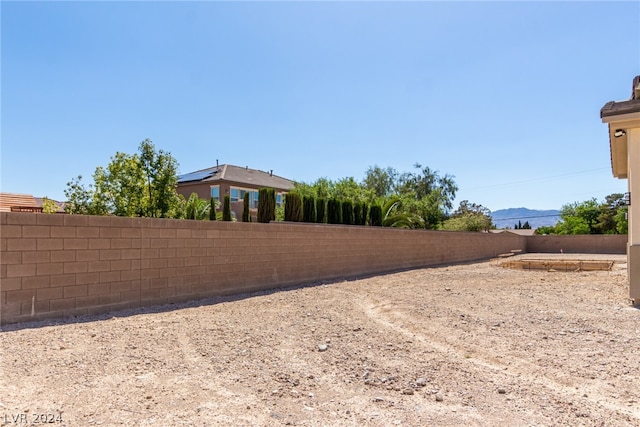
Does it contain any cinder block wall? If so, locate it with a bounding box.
[1,212,526,324]
[526,234,627,254]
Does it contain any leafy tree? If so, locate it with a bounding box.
[64,175,96,214]
[41,197,59,214]
[363,165,398,198]
[443,200,492,232]
[222,195,232,221]
[557,199,600,234]
[615,206,628,234]
[64,139,180,217]
[397,163,458,212]
[597,193,626,234]
[138,139,180,218]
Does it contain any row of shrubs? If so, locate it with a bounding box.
[274,190,382,226]
[206,188,383,226]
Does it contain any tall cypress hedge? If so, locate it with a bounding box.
[327,199,341,224]
[222,195,232,221]
[341,200,354,225]
[242,193,250,222]
[257,188,276,223]
[303,196,316,223]
[284,193,303,222]
[316,198,326,223]
[369,204,382,226]
[354,203,362,226]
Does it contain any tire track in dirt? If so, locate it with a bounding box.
[350,294,640,422]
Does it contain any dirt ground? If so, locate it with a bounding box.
[1,254,639,427]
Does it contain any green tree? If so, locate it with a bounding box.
[443,200,493,232]
[138,139,180,218]
[64,175,96,214]
[615,206,628,234]
[597,193,626,234]
[41,197,58,214]
[363,165,398,198]
[64,139,181,217]
[558,199,600,234]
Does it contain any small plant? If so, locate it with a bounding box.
[369,204,382,226]
[341,200,354,225]
[242,193,250,222]
[327,199,341,224]
[284,193,303,222]
[223,195,232,221]
[303,196,316,223]
[316,197,326,223]
[209,197,217,221]
[41,197,58,214]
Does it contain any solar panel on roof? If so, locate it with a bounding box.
[177,169,217,183]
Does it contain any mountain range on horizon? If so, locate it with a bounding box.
[490,207,561,229]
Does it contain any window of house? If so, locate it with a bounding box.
[210,186,220,201]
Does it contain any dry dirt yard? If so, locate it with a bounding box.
[1,255,639,427]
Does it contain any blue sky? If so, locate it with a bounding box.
[2,1,638,211]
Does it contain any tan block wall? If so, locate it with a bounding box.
[1,212,523,324]
[526,234,627,254]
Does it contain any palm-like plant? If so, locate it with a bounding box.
[382,197,424,229]
[185,193,210,220]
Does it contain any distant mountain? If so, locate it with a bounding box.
[490,208,561,229]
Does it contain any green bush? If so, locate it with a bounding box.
[316,198,326,223]
[369,204,382,226]
[284,193,303,222]
[222,195,232,221]
[303,196,316,223]
[258,188,276,223]
[242,193,250,222]
[327,199,341,224]
[341,200,354,225]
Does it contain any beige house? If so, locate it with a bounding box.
[601,75,640,305]
[176,163,295,218]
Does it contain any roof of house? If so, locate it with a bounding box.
[0,192,38,212]
[600,75,640,179]
[177,164,295,191]
[601,75,640,117]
